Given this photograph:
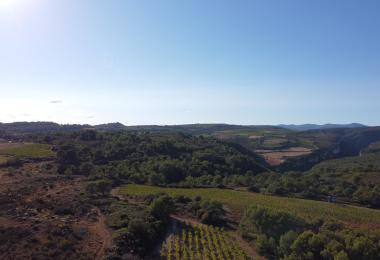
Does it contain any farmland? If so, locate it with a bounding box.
[255,147,312,166]
[119,184,380,231]
[161,222,249,260]
[0,143,54,159]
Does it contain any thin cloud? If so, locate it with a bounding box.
[50,100,63,104]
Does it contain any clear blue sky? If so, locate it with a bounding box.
[0,0,379,125]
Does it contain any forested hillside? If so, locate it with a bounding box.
[52,131,268,185]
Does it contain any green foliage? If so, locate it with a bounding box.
[106,202,146,229]
[255,234,277,257]
[123,219,157,255]
[85,179,112,195]
[119,185,380,232]
[303,151,380,208]
[239,206,380,259]
[240,206,305,241]
[57,144,80,169]
[54,132,267,182]
[148,195,175,221]
[249,160,380,208]
[105,195,176,258]
[198,200,226,226]
[278,231,298,256]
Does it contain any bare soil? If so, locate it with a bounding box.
[0,142,24,150]
[256,147,312,166]
[0,163,111,260]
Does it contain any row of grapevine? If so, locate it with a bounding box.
[160,222,250,260]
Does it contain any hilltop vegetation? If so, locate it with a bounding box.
[278,123,366,131]
[3,121,380,173]
[53,130,268,184]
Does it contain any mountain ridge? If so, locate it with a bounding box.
[0,121,370,134]
[277,123,366,131]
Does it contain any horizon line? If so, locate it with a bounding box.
[0,121,373,127]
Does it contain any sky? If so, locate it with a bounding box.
[0,0,379,125]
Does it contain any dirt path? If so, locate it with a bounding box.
[233,233,265,260]
[75,207,111,260]
[93,209,112,260]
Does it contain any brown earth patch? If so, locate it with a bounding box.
[0,142,26,150]
[256,147,312,166]
[248,135,262,139]
[0,163,111,260]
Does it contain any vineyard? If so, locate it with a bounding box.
[160,222,250,260]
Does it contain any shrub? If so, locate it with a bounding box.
[239,206,305,241]
[148,195,175,221]
[198,200,226,226]
[86,179,113,196]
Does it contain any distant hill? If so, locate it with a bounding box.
[278,126,380,171]
[278,123,366,131]
[0,121,127,134]
[0,122,89,134]
[2,121,380,173]
[0,122,284,135]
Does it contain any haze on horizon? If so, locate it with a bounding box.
[0,0,379,126]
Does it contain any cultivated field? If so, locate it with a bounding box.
[0,143,54,159]
[161,222,249,260]
[255,147,312,166]
[119,185,380,232]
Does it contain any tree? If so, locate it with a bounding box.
[57,145,79,166]
[79,162,95,176]
[198,200,226,226]
[86,179,112,195]
[345,234,378,259]
[80,129,97,141]
[239,206,305,241]
[148,173,164,185]
[279,231,298,257]
[256,234,277,257]
[334,251,349,260]
[93,150,107,165]
[290,231,327,259]
[126,219,155,255]
[149,195,175,221]
[159,160,186,183]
